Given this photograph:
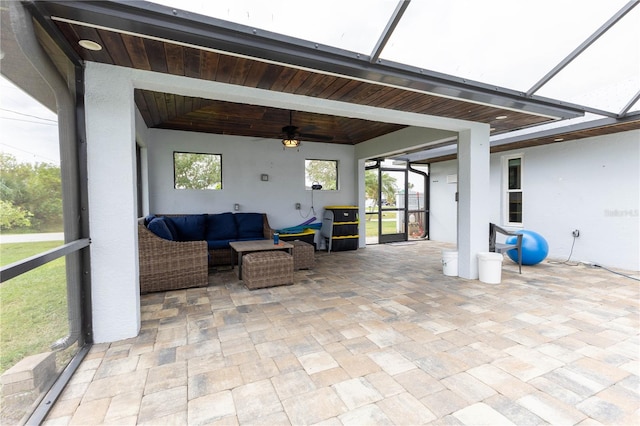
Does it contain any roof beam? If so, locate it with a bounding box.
[619,90,640,117]
[527,0,639,97]
[370,0,411,64]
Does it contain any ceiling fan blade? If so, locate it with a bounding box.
[278,111,332,142]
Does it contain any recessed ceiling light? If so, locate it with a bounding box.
[554,137,564,142]
[78,40,102,51]
[495,115,508,120]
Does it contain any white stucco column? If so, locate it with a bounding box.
[85,63,140,342]
[457,125,491,279]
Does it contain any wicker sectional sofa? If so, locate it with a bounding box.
[138,212,274,293]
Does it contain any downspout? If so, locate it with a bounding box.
[9,1,87,350]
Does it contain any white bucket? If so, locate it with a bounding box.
[477,252,503,284]
[442,250,458,276]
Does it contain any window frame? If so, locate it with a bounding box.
[503,153,524,227]
[304,159,339,191]
[173,151,222,190]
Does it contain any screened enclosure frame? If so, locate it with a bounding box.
[0,1,93,423]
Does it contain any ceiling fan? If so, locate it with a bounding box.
[281,111,333,148]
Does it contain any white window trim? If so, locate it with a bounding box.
[502,153,524,228]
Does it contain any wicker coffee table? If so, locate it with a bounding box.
[229,240,293,279]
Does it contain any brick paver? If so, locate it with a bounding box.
[43,241,639,425]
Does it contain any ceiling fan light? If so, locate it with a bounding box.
[282,138,300,148]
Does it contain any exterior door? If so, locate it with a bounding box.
[365,160,429,244]
[378,167,408,243]
[407,164,429,240]
[365,159,408,244]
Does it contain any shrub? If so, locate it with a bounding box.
[0,199,32,230]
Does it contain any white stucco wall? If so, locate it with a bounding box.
[430,130,640,271]
[429,160,459,243]
[145,128,356,232]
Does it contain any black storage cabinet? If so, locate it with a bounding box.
[321,206,359,252]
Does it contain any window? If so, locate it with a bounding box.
[505,155,523,225]
[305,159,338,190]
[173,152,222,190]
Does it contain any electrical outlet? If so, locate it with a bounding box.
[295,203,301,210]
[572,229,580,238]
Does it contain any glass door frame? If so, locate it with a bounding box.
[365,159,430,244]
[407,163,429,240]
[365,159,409,244]
[379,165,408,244]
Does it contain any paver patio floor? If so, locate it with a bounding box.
[44,241,639,425]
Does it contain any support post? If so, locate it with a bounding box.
[457,125,491,279]
[85,63,140,342]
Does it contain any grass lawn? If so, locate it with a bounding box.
[365,210,402,237]
[0,241,68,373]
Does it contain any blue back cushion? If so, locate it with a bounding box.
[235,213,264,239]
[205,212,237,241]
[147,217,174,241]
[166,215,206,241]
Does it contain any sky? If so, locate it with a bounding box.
[0,75,60,166]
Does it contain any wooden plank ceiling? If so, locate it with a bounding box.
[133,91,406,144]
[53,20,552,144]
[45,17,639,152]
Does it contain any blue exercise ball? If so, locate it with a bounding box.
[505,230,549,265]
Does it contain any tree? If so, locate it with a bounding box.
[174,153,221,190]
[365,169,398,209]
[23,162,63,228]
[0,153,62,231]
[305,160,337,190]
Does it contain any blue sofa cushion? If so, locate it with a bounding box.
[147,217,174,241]
[207,239,234,250]
[205,212,237,241]
[167,214,206,241]
[235,213,264,239]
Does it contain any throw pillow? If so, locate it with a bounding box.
[147,217,174,241]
